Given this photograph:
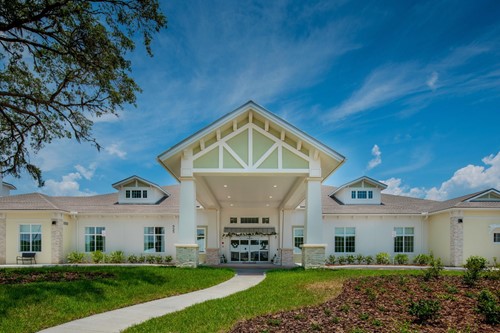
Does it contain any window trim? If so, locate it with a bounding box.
[19,224,42,252]
[293,227,304,254]
[144,227,165,253]
[197,227,207,253]
[394,227,415,253]
[334,227,356,253]
[494,232,500,243]
[85,226,106,252]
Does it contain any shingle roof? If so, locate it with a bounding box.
[0,185,498,215]
[322,186,438,214]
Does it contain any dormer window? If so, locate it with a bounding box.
[112,176,170,205]
[330,176,387,205]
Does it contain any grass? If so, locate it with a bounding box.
[125,268,434,333]
[0,265,233,333]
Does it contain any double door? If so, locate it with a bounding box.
[230,236,269,262]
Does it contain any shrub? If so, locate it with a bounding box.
[408,299,441,323]
[413,253,432,265]
[476,289,500,324]
[67,251,86,263]
[463,256,487,286]
[346,254,356,264]
[394,254,409,265]
[337,256,346,265]
[356,254,365,264]
[91,250,104,264]
[423,257,443,281]
[138,254,146,263]
[164,255,173,263]
[376,252,390,265]
[154,255,164,264]
[109,250,125,263]
[145,254,156,264]
[127,254,139,263]
[327,255,336,264]
[364,255,374,265]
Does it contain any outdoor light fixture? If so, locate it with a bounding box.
[458,218,463,223]
[52,220,57,225]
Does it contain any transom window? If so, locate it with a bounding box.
[197,227,207,253]
[335,227,355,252]
[394,227,414,253]
[262,217,270,224]
[230,217,237,224]
[85,227,106,252]
[293,227,304,254]
[19,224,42,252]
[241,217,259,224]
[144,227,165,253]
[494,233,500,243]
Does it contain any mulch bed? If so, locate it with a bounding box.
[231,275,499,333]
[0,271,114,284]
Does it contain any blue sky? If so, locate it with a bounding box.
[6,0,500,201]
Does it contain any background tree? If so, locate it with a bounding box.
[0,0,166,186]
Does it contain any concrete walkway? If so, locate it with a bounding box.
[38,271,265,333]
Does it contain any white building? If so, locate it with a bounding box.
[0,101,499,267]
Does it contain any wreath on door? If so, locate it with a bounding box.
[231,240,239,248]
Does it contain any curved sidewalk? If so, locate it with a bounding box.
[39,272,265,333]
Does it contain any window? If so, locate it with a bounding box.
[132,190,142,198]
[262,217,270,224]
[19,224,42,252]
[335,227,355,252]
[351,191,356,199]
[142,190,148,198]
[357,191,367,199]
[368,191,373,199]
[241,217,259,224]
[494,233,500,243]
[394,227,414,252]
[125,190,130,198]
[144,227,165,253]
[197,227,206,253]
[85,227,106,252]
[230,217,237,224]
[293,227,304,254]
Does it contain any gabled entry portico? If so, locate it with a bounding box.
[157,101,345,268]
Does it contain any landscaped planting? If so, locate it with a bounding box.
[232,274,499,332]
[124,269,423,333]
[66,251,174,264]
[0,266,233,333]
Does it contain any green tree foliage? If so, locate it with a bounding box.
[0,0,166,185]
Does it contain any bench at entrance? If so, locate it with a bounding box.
[16,252,36,264]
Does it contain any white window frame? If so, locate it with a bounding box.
[334,227,356,253]
[394,227,414,253]
[293,227,304,254]
[85,227,106,252]
[197,227,207,253]
[144,227,165,253]
[19,224,42,252]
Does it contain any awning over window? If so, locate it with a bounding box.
[224,227,276,233]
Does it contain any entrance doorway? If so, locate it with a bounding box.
[230,236,269,262]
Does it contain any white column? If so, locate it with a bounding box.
[178,177,197,244]
[305,177,323,243]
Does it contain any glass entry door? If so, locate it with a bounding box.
[230,236,269,262]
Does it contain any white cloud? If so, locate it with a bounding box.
[75,163,96,180]
[381,151,500,200]
[367,144,382,170]
[425,151,500,200]
[43,164,97,196]
[105,144,127,159]
[381,177,425,198]
[426,71,439,90]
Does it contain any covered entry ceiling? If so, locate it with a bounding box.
[200,174,304,208]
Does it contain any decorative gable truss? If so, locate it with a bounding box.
[190,112,319,176]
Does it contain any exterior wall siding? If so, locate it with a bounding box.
[427,213,451,265]
[323,215,426,260]
[462,210,500,265]
[0,214,6,264]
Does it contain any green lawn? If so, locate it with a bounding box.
[0,266,233,333]
[125,268,444,333]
